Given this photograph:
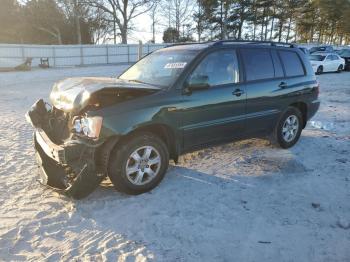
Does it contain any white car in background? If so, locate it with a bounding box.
[309,52,345,74]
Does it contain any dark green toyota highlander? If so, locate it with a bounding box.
[26,40,320,199]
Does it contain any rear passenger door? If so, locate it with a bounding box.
[331,55,340,71]
[324,55,333,72]
[240,48,286,133]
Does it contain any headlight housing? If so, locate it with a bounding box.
[73,116,103,139]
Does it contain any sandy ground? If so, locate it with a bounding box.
[0,65,349,262]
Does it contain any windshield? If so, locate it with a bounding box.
[309,55,325,61]
[119,49,199,88]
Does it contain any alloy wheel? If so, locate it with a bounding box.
[282,115,299,143]
[125,146,161,186]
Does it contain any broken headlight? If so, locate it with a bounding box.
[73,116,103,139]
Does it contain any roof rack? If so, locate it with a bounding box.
[212,40,297,48]
[164,41,213,48]
[163,40,298,49]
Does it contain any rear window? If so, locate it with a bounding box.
[241,49,274,81]
[279,51,304,77]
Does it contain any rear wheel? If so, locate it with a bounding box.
[337,64,343,73]
[316,66,323,75]
[273,107,303,149]
[108,132,169,195]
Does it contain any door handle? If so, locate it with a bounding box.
[279,82,288,89]
[232,89,244,97]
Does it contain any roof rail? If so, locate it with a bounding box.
[213,40,297,48]
[164,41,213,48]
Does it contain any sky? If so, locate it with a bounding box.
[128,14,164,44]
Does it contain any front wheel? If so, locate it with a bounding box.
[316,66,323,75]
[273,107,303,149]
[108,132,169,195]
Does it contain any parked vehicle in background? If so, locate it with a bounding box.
[309,45,334,54]
[299,47,310,56]
[26,40,320,199]
[309,52,345,74]
[337,49,350,71]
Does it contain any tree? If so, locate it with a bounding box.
[149,1,160,43]
[1,0,350,45]
[84,0,155,44]
[24,0,67,44]
[0,0,23,43]
[163,27,180,42]
[231,0,253,39]
[200,0,233,40]
[161,0,194,39]
[193,0,206,41]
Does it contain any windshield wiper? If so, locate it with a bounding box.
[129,79,148,84]
[128,79,164,88]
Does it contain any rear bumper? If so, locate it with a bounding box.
[27,100,104,199]
[307,99,320,121]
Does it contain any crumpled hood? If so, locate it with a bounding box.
[49,77,160,113]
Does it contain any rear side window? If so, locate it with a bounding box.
[332,55,339,60]
[241,49,274,81]
[279,51,304,77]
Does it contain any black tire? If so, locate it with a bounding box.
[65,168,105,199]
[108,132,169,195]
[273,107,303,149]
[337,64,343,73]
[316,66,323,75]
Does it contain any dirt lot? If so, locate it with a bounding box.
[0,65,349,262]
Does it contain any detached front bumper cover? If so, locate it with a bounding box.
[27,99,104,199]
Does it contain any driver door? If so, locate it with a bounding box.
[180,49,246,150]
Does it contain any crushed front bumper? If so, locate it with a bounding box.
[27,100,105,199]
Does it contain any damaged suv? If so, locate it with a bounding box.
[26,40,320,199]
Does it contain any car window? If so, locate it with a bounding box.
[119,49,199,88]
[326,55,332,61]
[241,48,274,81]
[310,47,317,53]
[309,55,325,61]
[271,50,284,78]
[332,55,339,60]
[279,51,304,77]
[189,50,239,86]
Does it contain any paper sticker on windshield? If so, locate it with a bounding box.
[164,62,187,69]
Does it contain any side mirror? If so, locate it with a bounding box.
[186,75,210,91]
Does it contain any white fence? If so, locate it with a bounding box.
[0,43,167,68]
